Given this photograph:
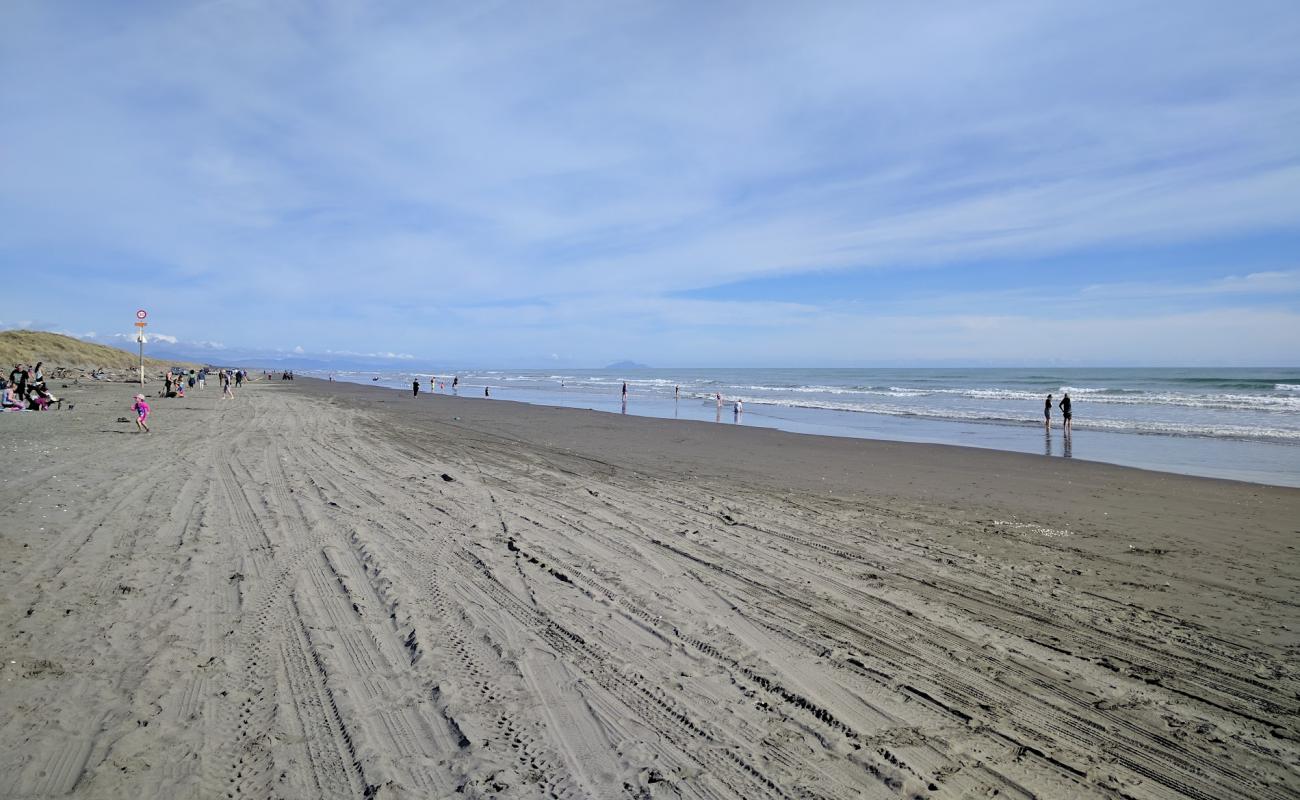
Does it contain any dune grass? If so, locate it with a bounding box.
[0,330,200,371]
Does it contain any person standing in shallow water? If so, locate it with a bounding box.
[1059,392,1073,435]
[1044,394,1052,432]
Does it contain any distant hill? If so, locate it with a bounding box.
[604,360,650,370]
[0,330,199,372]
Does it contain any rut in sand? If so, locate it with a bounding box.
[0,380,1296,799]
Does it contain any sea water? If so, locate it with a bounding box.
[320,367,1300,487]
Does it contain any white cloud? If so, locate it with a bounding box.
[1,3,1297,363]
[323,349,414,360]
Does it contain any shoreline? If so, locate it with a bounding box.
[319,369,1300,488]
[2,377,1296,798]
[318,374,1300,490]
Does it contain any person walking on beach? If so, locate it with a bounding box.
[484,386,490,397]
[1059,392,1073,435]
[622,382,628,401]
[132,394,151,433]
[1044,394,1052,432]
[412,378,420,397]
[222,370,234,400]
[452,376,459,394]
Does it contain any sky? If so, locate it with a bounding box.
[2,1,1299,367]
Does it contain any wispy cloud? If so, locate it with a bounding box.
[1,1,1298,363]
[1082,270,1300,298]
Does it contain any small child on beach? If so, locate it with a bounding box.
[132,394,151,433]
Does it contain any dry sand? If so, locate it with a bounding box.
[1,377,1297,799]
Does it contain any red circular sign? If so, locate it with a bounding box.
[136,309,147,320]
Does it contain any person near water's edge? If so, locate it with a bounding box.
[674,385,679,401]
[413,379,420,397]
[622,382,628,400]
[1044,394,1052,432]
[1059,392,1073,435]
[484,386,490,397]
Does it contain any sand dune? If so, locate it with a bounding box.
[0,330,199,375]
[1,379,1296,799]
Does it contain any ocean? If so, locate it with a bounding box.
[316,367,1300,487]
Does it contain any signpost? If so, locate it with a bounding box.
[135,310,148,387]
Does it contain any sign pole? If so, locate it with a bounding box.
[135,309,149,387]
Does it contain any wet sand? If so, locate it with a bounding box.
[1,377,1296,799]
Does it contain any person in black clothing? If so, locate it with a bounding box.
[412,379,420,397]
[1058,393,1073,435]
[1044,394,1052,432]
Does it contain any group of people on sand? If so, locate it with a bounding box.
[160,367,236,398]
[2,362,62,411]
[162,370,189,398]
[1045,392,1073,435]
[132,366,243,432]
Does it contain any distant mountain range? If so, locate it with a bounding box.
[604,360,650,370]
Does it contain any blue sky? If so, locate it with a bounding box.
[2,1,1298,366]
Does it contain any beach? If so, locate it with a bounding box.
[332,367,1300,488]
[1,377,1297,799]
